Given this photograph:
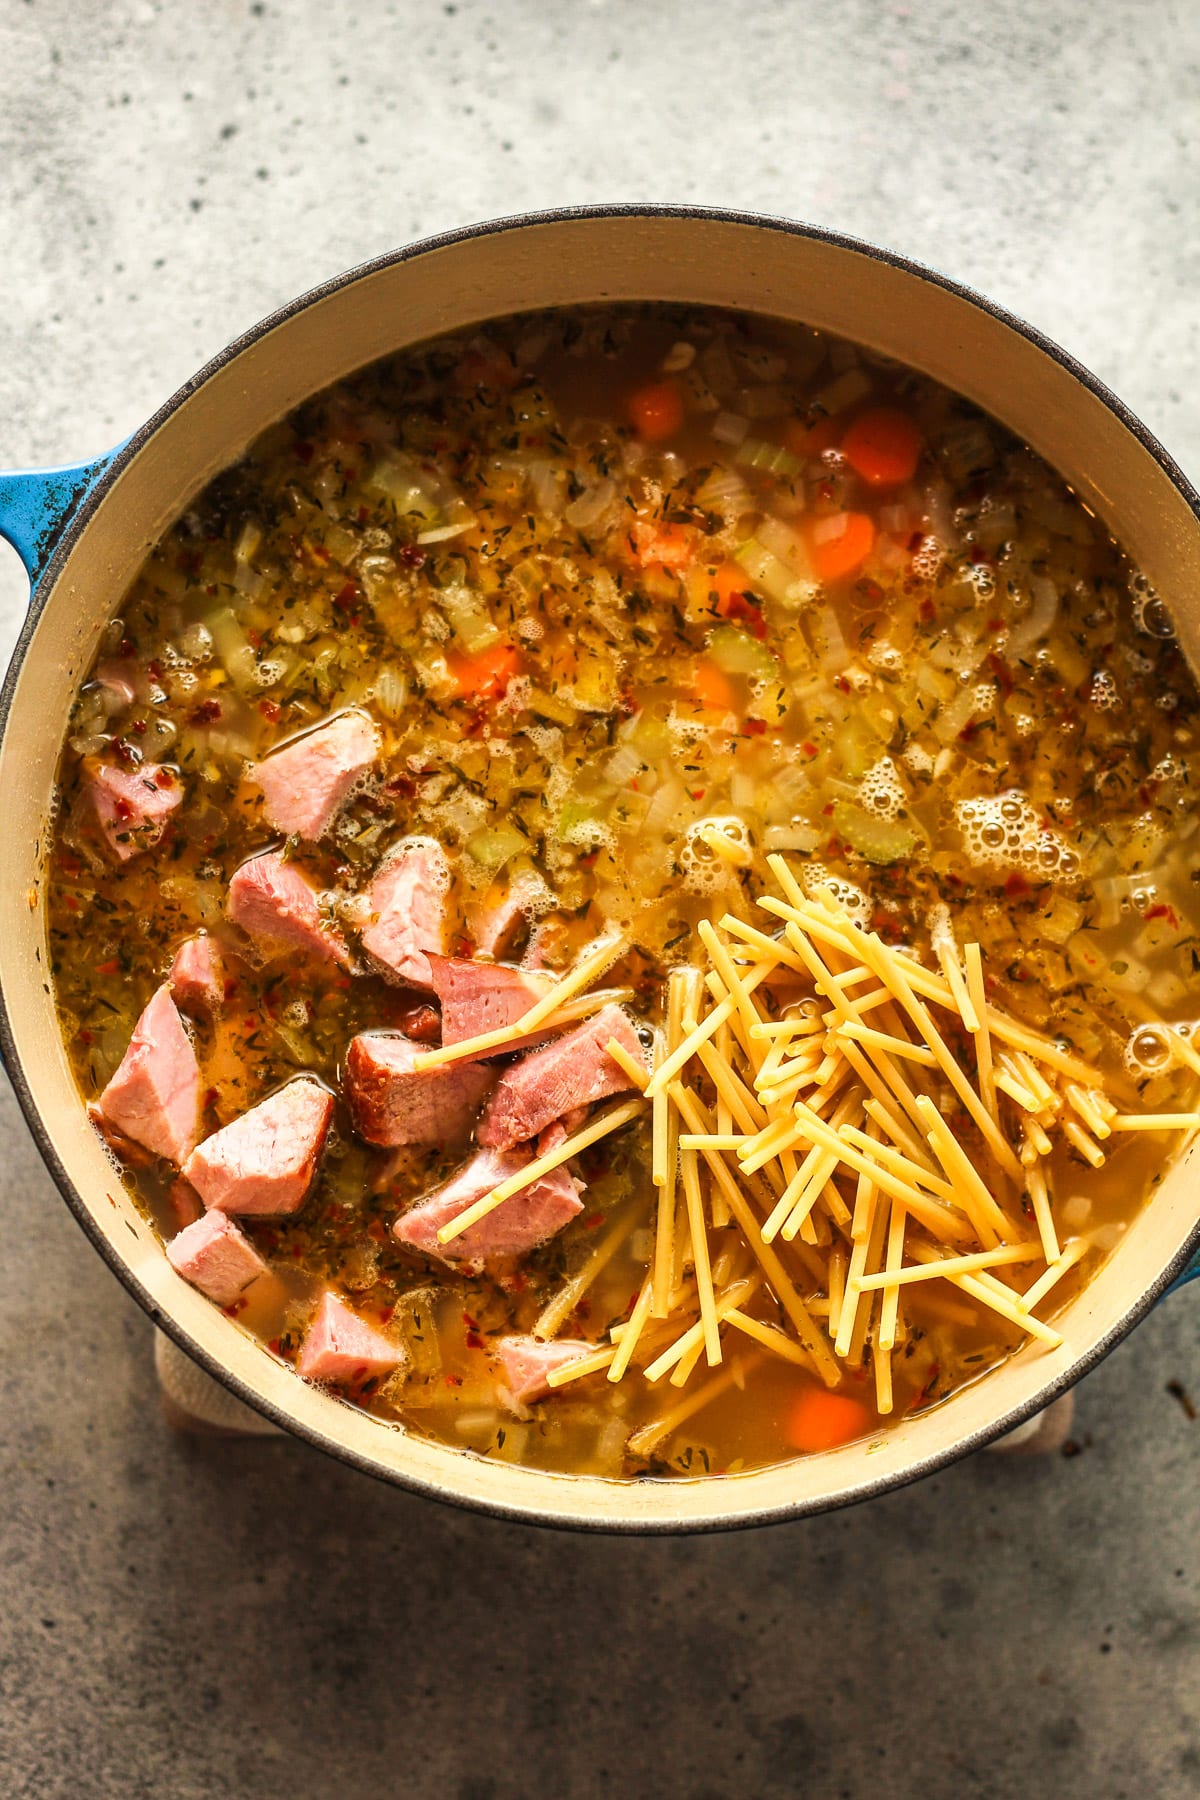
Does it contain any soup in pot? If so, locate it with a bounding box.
[45,305,1200,1478]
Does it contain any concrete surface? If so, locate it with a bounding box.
[1,2,1198,1795]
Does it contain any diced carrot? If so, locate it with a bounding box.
[633,520,696,570]
[784,414,839,459]
[809,512,876,584]
[712,561,752,607]
[628,380,684,443]
[446,641,522,702]
[692,660,738,713]
[841,407,922,486]
[786,1386,870,1453]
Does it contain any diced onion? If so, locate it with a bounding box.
[564,479,616,530]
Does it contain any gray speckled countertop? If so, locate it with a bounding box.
[1,4,1198,1796]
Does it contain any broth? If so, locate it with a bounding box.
[45,305,1200,1479]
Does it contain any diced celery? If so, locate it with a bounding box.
[571,653,619,713]
[557,799,607,839]
[707,624,780,684]
[440,583,501,654]
[733,438,803,479]
[831,800,916,865]
[526,687,578,727]
[832,720,880,781]
[465,823,529,872]
[204,606,260,695]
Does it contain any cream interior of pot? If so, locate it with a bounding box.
[4,212,1198,1528]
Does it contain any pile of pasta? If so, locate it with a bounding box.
[428,855,1200,1453]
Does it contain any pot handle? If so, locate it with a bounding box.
[0,450,123,594]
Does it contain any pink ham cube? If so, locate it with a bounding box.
[98,984,202,1163]
[344,1032,495,1147]
[297,1292,405,1387]
[393,1145,583,1273]
[478,1004,647,1150]
[166,1208,267,1307]
[183,1078,333,1215]
[361,838,449,988]
[251,710,379,841]
[496,1334,593,1404]
[426,955,551,1046]
[169,933,225,1018]
[86,759,183,862]
[227,850,350,967]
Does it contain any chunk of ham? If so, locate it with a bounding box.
[426,955,551,1046]
[361,838,449,988]
[227,851,350,967]
[86,759,182,862]
[469,873,547,959]
[496,1334,593,1404]
[98,984,202,1163]
[478,1004,647,1150]
[344,1032,495,1148]
[393,1145,583,1273]
[169,933,225,1018]
[166,1209,267,1307]
[297,1291,405,1387]
[251,710,379,841]
[183,1078,333,1216]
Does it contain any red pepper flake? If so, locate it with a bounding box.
[130,718,147,736]
[258,698,281,722]
[821,801,835,816]
[203,1087,219,1111]
[113,797,134,822]
[63,896,79,912]
[117,637,136,659]
[189,698,222,725]
[154,768,174,789]
[984,651,1014,698]
[333,580,359,613]
[147,659,163,681]
[629,776,639,791]
[918,596,936,623]
[78,1027,93,1045]
[1004,872,1030,898]
[465,1331,485,1350]
[743,718,767,737]
[968,544,990,564]
[579,849,599,868]
[242,1014,259,1032]
[987,617,1005,633]
[689,788,706,802]
[367,1219,387,1243]
[833,675,851,694]
[584,1213,605,1231]
[398,543,427,570]
[462,1310,480,1331]
[801,740,818,758]
[958,721,979,744]
[444,1374,463,1388]
[267,1337,282,1355]
[93,958,120,976]
[377,1304,395,1324]
[1144,903,1180,928]
[720,591,768,638]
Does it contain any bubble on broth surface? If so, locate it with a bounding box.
[680,816,752,891]
[859,756,906,822]
[955,789,1080,880]
[1125,1023,1177,1078]
[800,861,872,925]
[1088,670,1120,711]
[1131,574,1175,640]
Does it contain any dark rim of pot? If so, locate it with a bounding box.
[2,202,1199,1534]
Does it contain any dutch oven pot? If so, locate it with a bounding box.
[2,206,1198,1532]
